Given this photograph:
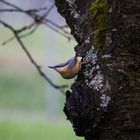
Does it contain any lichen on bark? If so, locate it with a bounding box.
[55,0,140,140]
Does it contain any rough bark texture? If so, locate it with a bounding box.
[55,0,140,140]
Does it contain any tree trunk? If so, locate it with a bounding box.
[55,0,140,139]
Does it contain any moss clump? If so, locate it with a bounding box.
[89,0,109,48]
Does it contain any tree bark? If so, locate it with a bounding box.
[55,0,140,139]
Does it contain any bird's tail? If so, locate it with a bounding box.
[48,66,55,69]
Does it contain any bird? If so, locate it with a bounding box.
[48,56,90,79]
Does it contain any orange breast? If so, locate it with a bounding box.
[56,61,81,79]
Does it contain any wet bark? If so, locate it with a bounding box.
[55,0,140,140]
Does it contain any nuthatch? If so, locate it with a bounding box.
[48,56,89,79]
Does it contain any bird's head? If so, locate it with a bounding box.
[76,56,82,62]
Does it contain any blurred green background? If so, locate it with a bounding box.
[0,0,83,140]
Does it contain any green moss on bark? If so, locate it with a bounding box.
[89,0,109,48]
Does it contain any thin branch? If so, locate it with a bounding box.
[43,21,72,41]
[0,7,47,13]
[1,22,37,46]
[2,36,15,46]
[26,7,48,13]
[14,34,68,91]
[0,9,20,12]
[19,25,39,38]
[16,22,36,33]
[0,0,73,40]
[0,0,73,92]
[41,4,55,18]
[0,0,25,13]
[2,25,38,46]
[0,20,68,93]
[45,19,72,35]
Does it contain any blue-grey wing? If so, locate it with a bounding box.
[67,57,76,68]
[48,61,68,68]
[48,56,76,68]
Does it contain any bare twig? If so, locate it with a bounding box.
[16,22,36,33]
[2,36,15,46]
[0,0,73,92]
[45,19,72,35]
[43,22,72,40]
[0,20,68,93]
[19,25,39,38]
[26,7,48,13]
[0,0,25,13]
[0,0,72,40]
[41,4,55,18]
[2,25,38,46]
[0,7,48,13]
[2,22,37,46]
[0,9,20,12]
